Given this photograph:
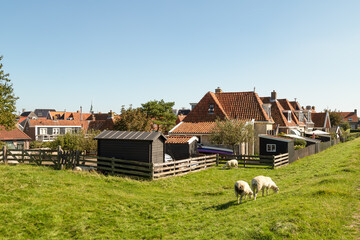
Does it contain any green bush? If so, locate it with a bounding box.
[294,138,306,147]
[294,145,305,150]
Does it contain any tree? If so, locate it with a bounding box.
[114,105,152,132]
[210,119,254,153]
[340,122,350,131]
[141,99,177,133]
[328,110,342,127]
[48,130,100,152]
[0,56,18,130]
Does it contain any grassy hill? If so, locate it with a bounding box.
[0,138,359,239]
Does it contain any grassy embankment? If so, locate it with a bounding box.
[0,138,359,239]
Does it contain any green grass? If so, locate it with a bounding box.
[0,138,360,239]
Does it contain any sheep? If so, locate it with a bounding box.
[251,175,279,200]
[73,166,96,172]
[222,159,238,169]
[234,180,253,204]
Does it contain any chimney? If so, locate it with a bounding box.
[215,87,222,93]
[312,106,315,111]
[108,110,114,119]
[270,90,277,102]
[80,106,83,121]
[355,109,357,114]
[306,105,311,110]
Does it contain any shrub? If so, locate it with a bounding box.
[294,139,306,147]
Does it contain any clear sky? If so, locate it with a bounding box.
[1,1,359,114]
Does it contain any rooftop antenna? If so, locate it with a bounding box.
[253,87,256,92]
[294,98,297,102]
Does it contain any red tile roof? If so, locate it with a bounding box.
[339,112,358,122]
[170,122,217,134]
[312,112,330,128]
[261,98,296,128]
[0,126,31,140]
[277,99,305,126]
[176,115,186,124]
[166,135,196,144]
[183,91,271,123]
[27,119,90,130]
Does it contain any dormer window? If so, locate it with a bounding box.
[208,104,215,114]
[348,118,352,121]
[287,111,292,122]
[299,111,304,122]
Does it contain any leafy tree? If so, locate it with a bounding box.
[0,56,18,130]
[210,119,254,153]
[141,99,177,133]
[49,130,100,152]
[328,110,342,127]
[114,105,152,132]
[340,122,350,131]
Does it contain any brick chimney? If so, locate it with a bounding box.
[215,87,222,93]
[312,106,315,111]
[355,109,357,114]
[270,90,277,102]
[108,110,114,119]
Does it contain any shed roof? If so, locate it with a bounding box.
[95,130,167,141]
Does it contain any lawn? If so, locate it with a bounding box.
[0,138,359,239]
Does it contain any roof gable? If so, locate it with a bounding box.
[183,91,271,123]
[183,92,227,122]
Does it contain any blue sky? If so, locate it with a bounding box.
[1,1,359,114]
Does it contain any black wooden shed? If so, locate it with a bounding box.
[165,136,198,160]
[259,134,294,156]
[94,130,167,164]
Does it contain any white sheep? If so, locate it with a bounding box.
[223,159,238,169]
[234,180,253,204]
[251,175,279,200]
[73,166,96,172]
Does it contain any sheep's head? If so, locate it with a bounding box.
[272,185,279,193]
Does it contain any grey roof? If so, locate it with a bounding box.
[94,130,167,141]
[34,109,56,117]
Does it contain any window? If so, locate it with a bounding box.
[266,144,276,152]
[65,128,73,134]
[299,111,304,122]
[53,128,60,135]
[208,104,215,114]
[39,128,47,135]
[288,111,292,122]
[348,118,352,122]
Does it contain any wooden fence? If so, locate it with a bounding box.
[0,147,217,179]
[152,154,217,179]
[218,153,289,169]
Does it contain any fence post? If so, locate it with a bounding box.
[150,163,154,180]
[3,145,7,165]
[111,157,115,175]
[57,146,62,170]
[272,155,275,169]
[216,154,219,166]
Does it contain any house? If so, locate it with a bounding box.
[95,130,167,166]
[169,88,274,154]
[311,112,331,132]
[261,91,300,135]
[339,110,359,129]
[0,126,31,149]
[289,101,315,132]
[22,119,90,141]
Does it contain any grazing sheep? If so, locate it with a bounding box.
[251,175,279,200]
[73,166,96,172]
[223,159,238,169]
[234,180,253,204]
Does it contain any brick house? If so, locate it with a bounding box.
[0,126,31,149]
[339,110,359,129]
[169,88,274,154]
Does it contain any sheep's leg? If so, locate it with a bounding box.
[266,188,269,196]
[240,195,243,204]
